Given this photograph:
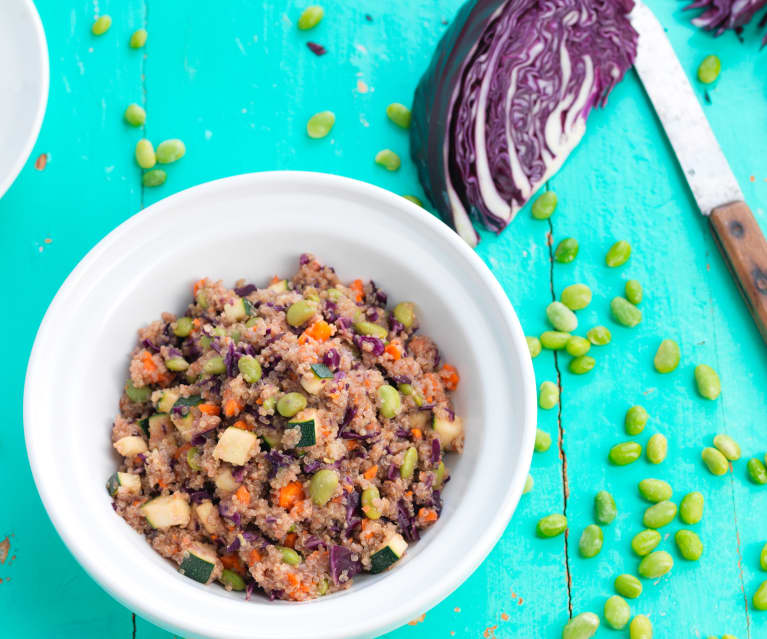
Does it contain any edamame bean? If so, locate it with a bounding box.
[238,356,262,384]
[587,325,611,345]
[625,279,643,305]
[675,529,703,560]
[279,546,302,565]
[646,433,667,464]
[630,615,653,639]
[287,300,317,326]
[531,191,557,220]
[297,5,324,29]
[713,434,741,461]
[174,317,193,337]
[220,568,246,591]
[186,447,202,471]
[579,524,603,558]
[125,380,150,403]
[702,447,729,475]
[361,486,381,519]
[527,336,542,358]
[547,301,578,332]
[124,103,146,127]
[747,458,767,485]
[277,392,307,417]
[562,612,599,639]
[400,446,418,479]
[135,139,156,169]
[653,339,680,373]
[753,580,767,610]
[156,139,186,164]
[561,284,592,311]
[435,461,446,488]
[129,28,147,48]
[203,356,225,375]
[631,529,661,556]
[595,491,617,525]
[378,385,401,419]
[91,15,112,35]
[638,550,673,578]
[536,513,567,537]
[566,336,591,357]
[680,492,704,524]
[604,595,630,630]
[309,469,338,506]
[606,240,631,267]
[535,429,552,453]
[611,297,642,327]
[695,364,721,400]
[615,574,643,599]
[761,542,767,570]
[642,501,677,529]
[375,149,401,171]
[555,237,579,263]
[539,381,560,410]
[625,405,648,436]
[609,441,642,466]
[569,356,595,375]
[306,111,335,138]
[386,103,411,128]
[393,302,416,329]
[142,169,166,187]
[697,54,721,84]
[541,331,571,350]
[166,356,189,371]
[722,635,737,639]
[524,473,534,494]
[354,320,388,339]
[639,479,672,503]
[402,195,423,207]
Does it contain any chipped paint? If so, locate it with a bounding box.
[0,537,9,564]
[35,154,48,170]
[356,79,369,93]
[407,613,425,626]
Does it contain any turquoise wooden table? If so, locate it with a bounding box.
[2,0,766,637]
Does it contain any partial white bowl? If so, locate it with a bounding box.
[0,0,49,199]
[24,172,535,639]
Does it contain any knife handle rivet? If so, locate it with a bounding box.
[729,221,745,239]
[755,268,767,294]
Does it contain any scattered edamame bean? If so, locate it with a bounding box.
[594,490,617,525]
[611,297,642,327]
[722,634,737,639]
[306,111,335,138]
[286,300,317,326]
[615,574,643,599]
[638,550,674,578]
[679,492,704,524]
[625,405,648,436]
[361,486,381,519]
[378,385,402,419]
[569,356,595,375]
[142,169,166,187]
[579,524,603,558]
[638,479,672,503]
[695,364,721,400]
[646,433,668,464]
[524,474,534,494]
[566,336,591,357]
[386,103,411,128]
[297,5,324,30]
[375,149,401,171]
[536,513,567,537]
[604,595,631,630]
[713,434,741,461]
[675,529,703,561]
[156,139,186,164]
[631,529,661,556]
[702,447,729,476]
[220,568,246,591]
[279,546,301,566]
[400,446,417,479]
[554,237,579,263]
[129,28,147,48]
[125,380,150,403]
[527,336,542,358]
[173,317,193,337]
[531,191,557,220]
[747,458,767,485]
[609,441,642,466]
[625,279,643,305]
[562,612,599,639]
[547,301,578,332]
[539,381,559,410]
[697,54,721,84]
[91,15,112,36]
[535,429,552,453]
[393,302,415,328]
[753,580,767,611]
[606,240,631,267]
[238,356,262,384]
[124,103,146,127]
[561,284,592,311]
[761,542,767,570]
[587,325,612,345]
[277,392,307,417]
[653,339,680,373]
[642,501,677,529]
[166,356,189,371]
[629,614,653,639]
[540,331,571,350]
[402,195,423,207]
[135,139,156,169]
[309,469,339,506]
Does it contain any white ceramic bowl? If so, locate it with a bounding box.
[24,172,536,639]
[0,0,49,198]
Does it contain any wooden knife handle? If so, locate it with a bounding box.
[709,201,767,344]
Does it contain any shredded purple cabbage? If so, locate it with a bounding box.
[353,334,385,356]
[234,284,257,297]
[299,253,311,265]
[188,490,211,504]
[226,537,241,553]
[329,545,362,585]
[142,338,160,353]
[391,375,411,385]
[345,489,361,526]
[224,342,240,378]
[397,499,420,542]
[232,466,247,482]
[389,318,405,335]
[304,535,325,550]
[323,348,340,370]
[685,0,767,44]
[431,438,441,464]
[266,449,294,479]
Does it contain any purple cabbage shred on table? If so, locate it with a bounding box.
[684,0,767,45]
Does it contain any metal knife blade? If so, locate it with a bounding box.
[630,1,743,215]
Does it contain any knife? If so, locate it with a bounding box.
[631,1,767,344]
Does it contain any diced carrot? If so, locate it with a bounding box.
[384,343,401,360]
[248,549,262,566]
[304,320,332,342]
[192,318,201,331]
[417,507,438,524]
[157,478,167,488]
[440,364,460,391]
[224,398,243,418]
[363,465,378,480]
[298,334,308,345]
[235,485,251,505]
[411,428,423,440]
[221,553,246,575]
[270,275,280,284]
[360,519,369,531]
[233,419,251,431]
[350,279,364,302]
[174,443,192,461]
[284,532,297,548]
[287,573,299,587]
[405,490,413,498]
[141,351,157,373]
[193,279,206,296]
[198,403,220,416]
[344,439,359,451]
[278,481,304,509]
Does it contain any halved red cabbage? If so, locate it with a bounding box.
[684,0,767,44]
[411,0,637,246]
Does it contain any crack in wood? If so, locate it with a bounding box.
[131,612,136,639]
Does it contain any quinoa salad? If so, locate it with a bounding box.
[108,254,464,601]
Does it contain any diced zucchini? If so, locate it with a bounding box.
[165,356,189,372]
[141,493,191,529]
[406,411,430,431]
[157,390,180,413]
[172,411,197,442]
[288,410,318,447]
[138,417,149,437]
[213,427,258,466]
[186,446,202,471]
[223,298,247,323]
[106,471,142,497]
[215,467,240,493]
[125,380,151,403]
[173,394,203,408]
[243,298,257,316]
[179,545,217,584]
[310,363,334,379]
[148,413,171,446]
[300,374,324,395]
[267,279,288,293]
[220,568,246,591]
[369,533,408,574]
[259,432,279,451]
[114,435,148,457]
[194,500,218,534]
[433,412,463,451]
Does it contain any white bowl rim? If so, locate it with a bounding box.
[24,171,536,639]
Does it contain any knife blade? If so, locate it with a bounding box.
[631,0,767,343]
